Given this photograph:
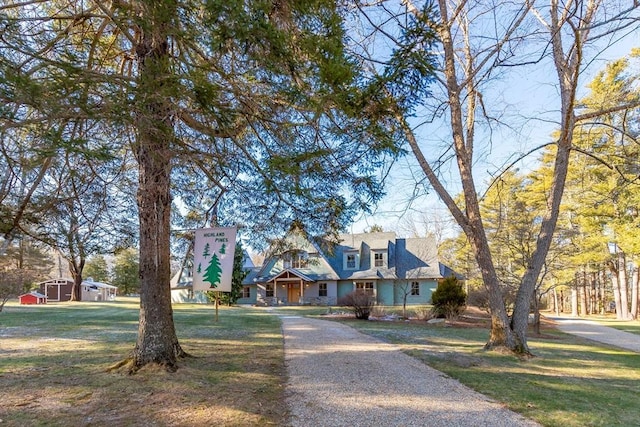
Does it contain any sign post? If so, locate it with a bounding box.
[193,227,237,321]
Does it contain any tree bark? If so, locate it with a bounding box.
[532,294,541,335]
[128,0,186,372]
[571,287,579,317]
[608,260,623,319]
[580,271,588,316]
[631,265,638,320]
[617,252,630,320]
[508,0,602,350]
[68,258,84,301]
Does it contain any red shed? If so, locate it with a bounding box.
[19,292,47,305]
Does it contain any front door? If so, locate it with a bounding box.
[287,283,301,304]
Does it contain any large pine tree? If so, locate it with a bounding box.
[1,1,401,371]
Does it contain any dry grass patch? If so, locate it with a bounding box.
[329,306,640,427]
[0,300,287,426]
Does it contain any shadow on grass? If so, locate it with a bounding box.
[329,315,640,427]
[0,303,288,426]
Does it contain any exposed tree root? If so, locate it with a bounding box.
[106,357,135,373]
[107,358,178,374]
[483,343,535,360]
[106,347,193,375]
[176,346,193,359]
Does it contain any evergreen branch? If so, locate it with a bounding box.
[571,146,640,185]
[575,99,640,122]
[480,142,556,202]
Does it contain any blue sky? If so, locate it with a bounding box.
[350,30,638,238]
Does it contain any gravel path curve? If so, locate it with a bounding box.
[281,315,540,427]
[549,316,640,352]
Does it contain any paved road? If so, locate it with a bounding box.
[281,315,540,427]
[548,316,640,352]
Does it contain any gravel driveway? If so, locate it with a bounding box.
[549,316,640,352]
[281,315,540,427]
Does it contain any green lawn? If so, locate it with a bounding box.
[328,315,640,427]
[0,298,287,426]
[593,319,640,336]
[1,301,637,427]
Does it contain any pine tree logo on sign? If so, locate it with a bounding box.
[193,227,237,292]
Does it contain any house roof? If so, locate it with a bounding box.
[397,238,441,279]
[242,267,262,285]
[243,231,341,285]
[39,278,74,285]
[267,268,315,283]
[247,231,447,284]
[439,263,464,280]
[82,279,117,289]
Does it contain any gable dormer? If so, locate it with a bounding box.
[343,250,360,270]
[371,249,388,268]
[283,250,308,269]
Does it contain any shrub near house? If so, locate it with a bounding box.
[431,276,467,319]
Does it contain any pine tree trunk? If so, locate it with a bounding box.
[617,252,630,320]
[608,260,623,320]
[128,0,185,372]
[571,287,579,317]
[598,268,607,315]
[589,272,597,315]
[631,265,638,320]
[580,271,588,316]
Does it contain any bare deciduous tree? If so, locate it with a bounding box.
[353,0,640,354]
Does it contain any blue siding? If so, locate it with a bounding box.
[237,285,257,304]
[377,281,394,305]
[337,282,353,300]
[393,280,436,305]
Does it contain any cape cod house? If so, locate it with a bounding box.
[240,231,456,306]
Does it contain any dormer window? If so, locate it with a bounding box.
[284,251,308,269]
[344,251,359,270]
[373,251,387,268]
[292,252,307,269]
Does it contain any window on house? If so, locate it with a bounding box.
[284,251,307,269]
[345,252,359,270]
[242,286,251,298]
[411,282,420,296]
[266,283,274,297]
[355,282,374,295]
[318,283,327,297]
[374,252,386,267]
[292,252,307,269]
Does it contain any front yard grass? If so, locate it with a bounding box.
[0,299,287,426]
[2,301,637,427]
[328,311,640,427]
[593,318,640,336]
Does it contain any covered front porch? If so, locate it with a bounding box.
[258,269,314,305]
